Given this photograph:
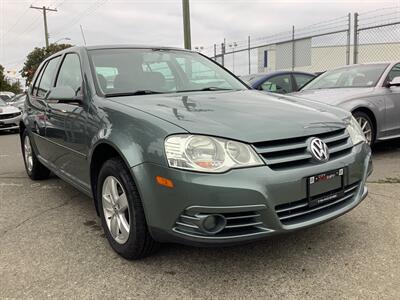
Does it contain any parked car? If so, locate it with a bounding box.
[20,45,371,259]
[293,62,400,145]
[241,71,316,94]
[0,91,15,100]
[8,93,27,111]
[0,98,22,132]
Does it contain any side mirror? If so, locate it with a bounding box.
[387,76,400,87]
[46,86,82,102]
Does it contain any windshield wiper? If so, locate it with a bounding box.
[105,90,163,97]
[176,87,237,93]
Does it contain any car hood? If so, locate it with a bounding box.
[111,90,350,143]
[0,105,20,114]
[292,87,375,105]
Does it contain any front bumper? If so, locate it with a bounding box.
[0,114,21,131]
[132,142,372,246]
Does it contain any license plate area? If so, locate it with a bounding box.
[308,168,344,208]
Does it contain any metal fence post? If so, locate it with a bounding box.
[353,12,359,64]
[346,13,351,65]
[213,44,217,60]
[221,41,225,66]
[248,36,251,74]
[291,25,295,71]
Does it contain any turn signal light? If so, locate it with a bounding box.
[156,176,174,188]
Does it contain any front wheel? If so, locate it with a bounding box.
[353,111,375,146]
[97,158,159,260]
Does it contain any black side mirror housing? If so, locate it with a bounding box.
[387,76,400,87]
[46,86,82,103]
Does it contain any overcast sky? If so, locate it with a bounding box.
[1,0,399,76]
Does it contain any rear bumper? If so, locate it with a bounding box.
[132,142,372,246]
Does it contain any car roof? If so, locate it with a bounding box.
[243,71,315,86]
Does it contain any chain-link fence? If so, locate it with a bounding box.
[204,15,351,76]
[203,8,400,76]
[355,7,400,64]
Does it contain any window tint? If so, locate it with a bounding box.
[294,74,314,90]
[89,49,246,95]
[37,56,60,98]
[260,74,292,94]
[303,64,388,90]
[56,54,82,93]
[386,64,400,82]
[32,62,47,96]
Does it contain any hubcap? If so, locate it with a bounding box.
[24,136,33,172]
[356,116,373,145]
[102,176,130,244]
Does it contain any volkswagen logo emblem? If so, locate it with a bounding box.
[308,137,329,162]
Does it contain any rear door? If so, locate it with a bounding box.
[45,52,90,188]
[27,56,61,161]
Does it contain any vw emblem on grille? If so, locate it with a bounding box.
[308,137,329,162]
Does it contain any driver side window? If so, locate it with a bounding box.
[56,53,83,94]
[386,64,400,82]
[260,74,292,94]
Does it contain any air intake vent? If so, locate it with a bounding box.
[275,181,360,225]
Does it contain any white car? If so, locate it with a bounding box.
[0,98,22,132]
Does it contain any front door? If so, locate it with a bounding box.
[45,53,90,189]
[381,63,400,137]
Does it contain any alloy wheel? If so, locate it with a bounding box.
[356,116,373,145]
[102,176,130,244]
[24,135,33,172]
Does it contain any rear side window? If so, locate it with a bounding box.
[56,53,83,94]
[32,63,47,96]
[37,56,60,98]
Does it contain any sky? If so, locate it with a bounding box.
[1,0,399,78]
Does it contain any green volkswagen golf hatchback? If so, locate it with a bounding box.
[20,45,372,259]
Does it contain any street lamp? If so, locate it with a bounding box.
[228,42,238,73]
[194,46,204,52]
[54,37,71,44]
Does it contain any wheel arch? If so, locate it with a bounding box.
[351,106,377,135]
[89,140,140,215]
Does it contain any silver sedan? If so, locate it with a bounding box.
[0,99,22,132]
[292,62,400,145]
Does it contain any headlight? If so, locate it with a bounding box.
[165,134,264,173]
[347,116,366,145]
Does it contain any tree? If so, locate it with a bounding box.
[0,64,22,94]
[21,43,72,85]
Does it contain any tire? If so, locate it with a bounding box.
[21,129,50,180]
[352,111,375,146]
[97,157,159,260]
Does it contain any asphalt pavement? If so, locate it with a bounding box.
[0,132,399,299]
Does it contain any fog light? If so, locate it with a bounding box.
[198,214,226,234]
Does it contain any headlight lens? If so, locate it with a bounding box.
[347,116,367,145]
[165,135,264,173]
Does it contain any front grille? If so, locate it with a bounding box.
[0,112,21,120]
[174,206,269,238]
[252,128,353,170]
[275,181,360,225]
[0,123,17,128]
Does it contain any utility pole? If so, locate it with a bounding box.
[30,5,58,48]
[182,0,191,50]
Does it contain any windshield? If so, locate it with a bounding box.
[0,99,7,106]
[88,48,247,96]
[303,64,389,90]
[0,95,10,101]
